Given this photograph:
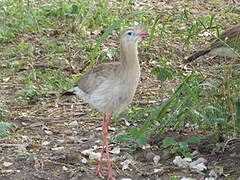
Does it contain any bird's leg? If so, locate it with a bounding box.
[96,114,107,177]
[105,114,116,180]
[96,114,115,180]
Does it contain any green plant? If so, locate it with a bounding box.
[161,136,200,157]
[151,66,174,83]
[170,176,180,180]
[0,122,11,137]
[115,121,151,152]
[18,69,74,105]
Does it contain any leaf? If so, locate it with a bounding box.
[185,136,200,143]
[157,75,193,119]
[71,5,79,14]
[235,97,240,129]
[181,151,192,158]
[151,67,173,83]
[130,127,138,137]
[183,81,202,110]
[136,135,147,146]
[161,137,177,148]
[179,141,188,149]
[115,134,133,142]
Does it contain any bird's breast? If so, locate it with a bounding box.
[87,69,140,114]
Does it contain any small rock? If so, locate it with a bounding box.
[109,127,116,131]
[3,77,10,82]
[123,118,130,126]
[191,150,199,156]
[189,157,207,172]
[209,169,217,178]
[121,159,134,171]
[42,141,50,146]
[1,170,14,173]
[89,152,101,160]
[153,155,160,165]
[204,178,216,180]
[96,126,116,131]
[181,178,196,180]
[121,178,132,180]
[45,130,53,135]
[190,162,207,172]
[214,166,224,176]
[191,157,207,165]
[154,168,164,175]
[142,144,151,149]
[81,157,88,164]
[184,157,192,162]
[110,146,120,154]
[3,162,13,167]
[82,149,94,155]
[173,156,189,168]
[51,147,64,151]
[62,166,68,171]
[69,120,78,127]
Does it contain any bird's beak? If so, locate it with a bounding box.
[137,31,148,37]
[134,24,148,37]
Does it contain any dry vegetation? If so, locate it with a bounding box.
[0,0,240,180]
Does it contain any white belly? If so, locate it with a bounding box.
[88,78,139,114]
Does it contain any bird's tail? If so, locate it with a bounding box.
[61,87,77,96]
[183,49,211,63]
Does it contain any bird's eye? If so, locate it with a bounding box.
[127,31,133,36]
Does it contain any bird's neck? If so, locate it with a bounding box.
[120,43,139,69]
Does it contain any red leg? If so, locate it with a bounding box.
[96,114,107,177]
[96,114,115,180]
[105,114,116,180]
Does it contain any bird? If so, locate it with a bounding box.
[184,24,240,63]
[65,26,148,180]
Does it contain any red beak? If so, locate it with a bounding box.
[137,31,148,37]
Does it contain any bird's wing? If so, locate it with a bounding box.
[75,62,121,94]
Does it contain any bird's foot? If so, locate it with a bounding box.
[96,163,104,178]
[106,165,115,180]
[107,176,116,180]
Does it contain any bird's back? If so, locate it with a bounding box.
[72,61,140,114]
[76,62,121,95]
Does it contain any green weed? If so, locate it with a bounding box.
[161,136,200,158]
[0,122,11,137]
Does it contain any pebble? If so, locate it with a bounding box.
[3,162,13,167]
[69,120,78,127]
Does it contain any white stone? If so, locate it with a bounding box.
[110,146,120,154]
[69,120,78,127]
[3,162,13,167]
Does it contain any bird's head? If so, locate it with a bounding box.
[120,25,148,46]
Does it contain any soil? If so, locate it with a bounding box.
[1,1,240,179]
[1,66,240,180]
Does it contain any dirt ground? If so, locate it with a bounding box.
[1,63,240,180]
[1,1,240,179]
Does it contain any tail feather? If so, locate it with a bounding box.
[61,87,77,96]
[62,86,88,102]
[184,49,211,63]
